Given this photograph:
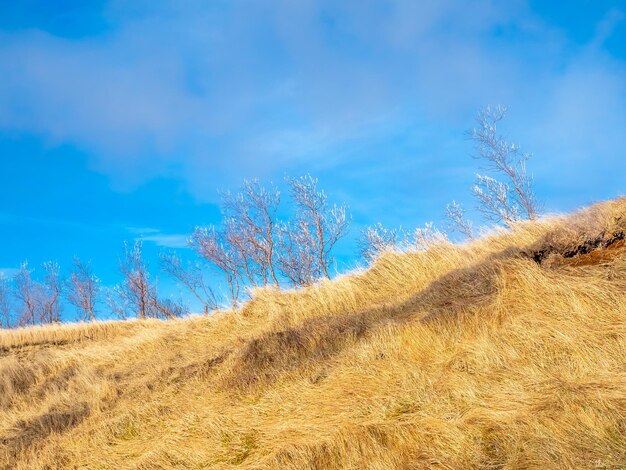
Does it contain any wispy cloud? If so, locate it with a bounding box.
[0,1,624,204]
[128,227,189,249]
[139,234,189,249]
[126,227,161,236]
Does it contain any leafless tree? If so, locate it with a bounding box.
[221,179,281,287]
[114,241,180,319]
[283,175,351,281]
[410,222,447,251]
[190,227,242,307]
[275,220,317,287]
[359,223,401,260]
[471,105,539,226]
[14,262,38,326]
[0,274,12,328]
[105,285,130,320]
[119,241,153,319]
[40,261,62,324]
[444,200,475,240]
[159,251,217,315]
[154,297,189,319]
[13,262,62,325]
[65,258,99,321]
[191,175,351,299]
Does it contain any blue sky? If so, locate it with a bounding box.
[1,0,625,317]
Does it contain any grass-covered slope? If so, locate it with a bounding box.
[2,199,626,469]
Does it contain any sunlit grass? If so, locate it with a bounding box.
[2,198,626,468]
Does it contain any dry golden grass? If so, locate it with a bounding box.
[2,199,626,469]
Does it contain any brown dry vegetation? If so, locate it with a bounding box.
[2,199,626,469]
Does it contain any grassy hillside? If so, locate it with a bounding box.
[2,199,626,469]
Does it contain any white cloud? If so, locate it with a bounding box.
[128,227,190,248]
[126,227,161,235]
[0,0,624,204]
[139,233,190,249]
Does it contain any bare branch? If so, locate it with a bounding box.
[472,174,520,226]
[221,179,281,287]
[285,175,351,281]
[190,175,351,296]
[444,200,475,240]
[471,105,539,225]
[118,241,152,319]
[411,222,447,251]
[65,258,99,321]
[275,219,317,287]
[105,286,130,320]
[159,251,217,315]
[190,226,241,307]
[154,297,190,319]
[114,241,179,319]
[359,223,400,259]
[0,274,13,328]
[14,262,38,326]
[40,261,62,324]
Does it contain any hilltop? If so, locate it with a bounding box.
[1,199,626,469]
